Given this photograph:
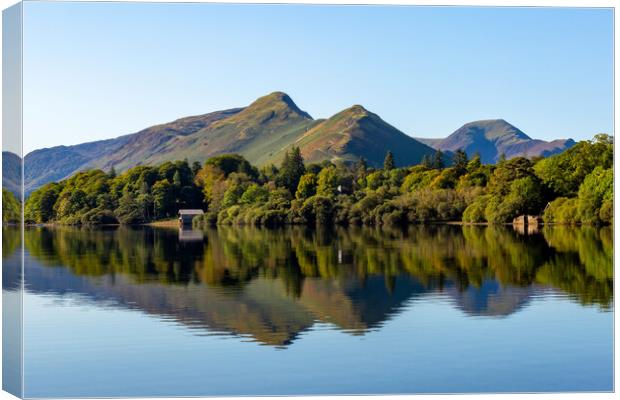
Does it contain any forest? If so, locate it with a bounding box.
[14,133,613,227]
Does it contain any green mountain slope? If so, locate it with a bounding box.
[90,108,244,172]
[269,105,436,167]
[94,92,316,170]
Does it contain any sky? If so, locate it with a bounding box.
[20,2,613,155]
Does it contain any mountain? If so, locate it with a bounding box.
[20,92,434,194]
[94,92,319,171]
[277,105,435,167]
[2,151,21,197]
[22,92,318,194]
[416,119,575,164]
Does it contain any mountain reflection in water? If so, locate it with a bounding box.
[5,224,613,347]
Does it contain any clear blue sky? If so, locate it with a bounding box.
[22,2,613,154]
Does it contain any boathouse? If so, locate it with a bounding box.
[178,209,204,226]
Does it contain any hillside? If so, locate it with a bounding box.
[91,92,318,171]
[2,151,21,196]
[417,119,575,164]
[273,105,435,167]
[21,93,316,195]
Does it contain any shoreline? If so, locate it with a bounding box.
[13,220,601,229]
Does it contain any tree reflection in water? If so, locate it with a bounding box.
[7,224,612,346]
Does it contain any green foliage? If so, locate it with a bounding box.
[366,170,387,190]
[577,167,613,225]
[316,167,340,197]
[2,189,20,224]
[26,157,202,225]
[240,184,269,205]
[23,134,613,227]
[152,180,174,219]
[504,176,545,216]
[543,197,579,224]
[401,168,439,192]
[295,173,317,200]
[204,154,259,179]
[277,147,306,194]
[81,209,118,225]
[534,134,613,197]
[430,168,458,189]
[544,166,613,225]
[453,149,468,175]
[488,157,535,196]
[462,195,489,223]
[115,190,145,224]
[300,196,334,225]
[355,158,368,179]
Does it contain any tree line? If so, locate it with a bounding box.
[16,133,613,226]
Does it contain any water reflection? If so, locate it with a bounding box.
[10,224,613,346]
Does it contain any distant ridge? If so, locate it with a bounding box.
[415,119,575,164]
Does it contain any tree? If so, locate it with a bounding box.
[296,173,318,200]
[453,149,468,175]
[194,164,226,207]
[33,184,60,222]
[204,154,258,179]
[488,157,535,196]
[467,153,482,172]
[240,184,269,205]
[432,150,444,169]
[577,167,613,224]
[152,180,174,219]
[383,151,395,170]
[278,147,306,193]
[534,135,613,197]
[421,154,433,169]
[108,166,117,179]
[191,161,202,177]
[316,167,340,197]
[222,184,245,208]
[300,196,333,225]
[173,170,182,187]
[115,190,144,224]
[504,176,545,216]
[355,158,368,178]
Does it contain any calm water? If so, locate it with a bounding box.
[2,224,613,397]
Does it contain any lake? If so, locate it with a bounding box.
[2,224,613,397]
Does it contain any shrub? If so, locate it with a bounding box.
[462,195,489,223]
[300,196,334,225]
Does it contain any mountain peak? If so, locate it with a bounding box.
[420,119,574,163]
[245,91,312,120]
[287,104,434,168]
[455,118,530,141]
[344,104,369,114]
[331,105,371,122]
